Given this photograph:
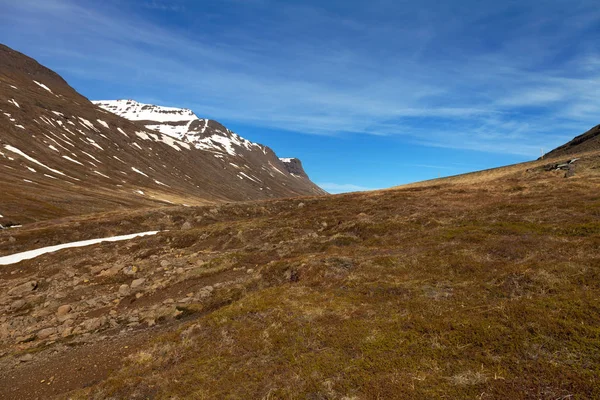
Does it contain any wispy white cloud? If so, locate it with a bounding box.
[1,0,599,158]
[143,0,185,12]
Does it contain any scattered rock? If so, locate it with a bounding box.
[98,265,120,277]
[56,304,72,316]
[16,334,35,344]
[160,260,170,268]
[122,265,139,276]
[83,317,104,332]
[18,354,33,363]
[89,264,109,274]
[118,284,130,296]
[297,202,305,209]
[8,236,16,243]
[37,327,57,340]
[131,278,146,289]
[10,299,27,311]
[181,221,193,230]
[8,281,38,297]
[198,286,214,298]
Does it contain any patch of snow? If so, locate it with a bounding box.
[117,127,128,137]
[157,134,185,151]
[40,116,55,127]
[26,166,36,173]
[269,161,286,175]
[0,231,161,266]
[131,167,149,177]
[136,131,152,141]
[14,124,25,130]
[62,155,84,165]
[33,80,53,93]
[135,189,145,195]
[86,138,104,150]
[96,119,109,129]
[154,180,170,187]
[93,100,198,123]
[239,172,262,183]
[94,171,110,178]
[78,117,99,132]
[4,145,66,176]
[48,145,59,152]
[8,99,19,108]
[82,151,101,163]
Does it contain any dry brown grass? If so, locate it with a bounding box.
[7,151,600,399]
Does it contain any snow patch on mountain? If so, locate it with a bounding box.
[94,99,260,157]
[94,100,197,123]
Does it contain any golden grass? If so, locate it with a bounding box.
[48,151,600,399]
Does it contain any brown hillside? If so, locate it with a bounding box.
[544,123,600,158]
[1,149,599,399]
[0,44,325,225]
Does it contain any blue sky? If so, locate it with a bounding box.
[1,0,599,193]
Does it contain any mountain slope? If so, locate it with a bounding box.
[544,123,600,158]
[0,45,325,224]
[93,99,321,182]
[1,149,599,399]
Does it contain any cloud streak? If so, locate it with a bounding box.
[0,0,599,158]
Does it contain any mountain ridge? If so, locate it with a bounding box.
[543,123,600,159]
[93,99,318,182]
[0,44,326,224]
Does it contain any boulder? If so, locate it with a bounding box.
[57,304,72,316]
[118,284,130,296]
[37,327,56,340]
[8,281,38,297]
[131,278,146,289]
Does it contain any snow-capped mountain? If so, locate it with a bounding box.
[93,99,269,158]
[0,44,326,224]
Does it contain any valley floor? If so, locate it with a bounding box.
[1,152,599,399]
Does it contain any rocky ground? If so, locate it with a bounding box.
[0,150,599,399]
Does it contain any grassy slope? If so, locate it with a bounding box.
[46,152,600,398]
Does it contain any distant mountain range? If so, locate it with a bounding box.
[0,44,325,224]
[93,99,311,178]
